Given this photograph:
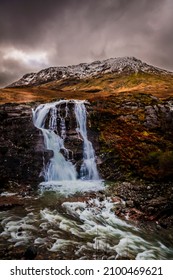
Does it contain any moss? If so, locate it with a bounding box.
[146,151,161,163]
[90,92,173,181]
[142,150,173,180]
[159,151,173,177]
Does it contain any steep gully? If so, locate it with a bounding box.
[0,100,173,259]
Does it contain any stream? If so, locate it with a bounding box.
[0,187,173,260]
[0,100,173,259]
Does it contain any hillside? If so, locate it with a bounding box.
[7,56,171,88]
[0,57,173,104]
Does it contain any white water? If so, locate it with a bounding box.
[32,100,102,195]
[75,102,99,180]
[33,101,77,181]
[1,196,173,259]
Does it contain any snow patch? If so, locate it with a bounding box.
[8,56,172,88]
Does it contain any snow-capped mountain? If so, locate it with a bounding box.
[7,57,172,88]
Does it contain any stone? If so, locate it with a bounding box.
[24,246,37,260]
[0,104,44,187]
[0,146,8,155]
[144,105,159,129]
[156,224,162,230]
[147,206,154,213]
[126,200,134,208]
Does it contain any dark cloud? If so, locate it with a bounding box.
[0,0,173,87]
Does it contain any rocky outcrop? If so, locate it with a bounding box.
[0,103,44,188]
[89,93,173,181]
[144,103,173,130]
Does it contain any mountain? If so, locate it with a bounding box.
[7,56,172,88]
[1,56,173,105]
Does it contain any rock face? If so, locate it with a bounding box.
[7,57,172,88]
[89,93,173,181]
[0,103,44,188]
[144,103,173,129]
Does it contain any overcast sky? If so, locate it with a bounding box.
[0,0,173,87]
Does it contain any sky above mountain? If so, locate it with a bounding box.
[0,0,173,87]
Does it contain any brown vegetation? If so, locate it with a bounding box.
[1,72,173,104]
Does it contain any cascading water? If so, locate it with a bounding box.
[1,100,173,260]
[32,100,102,195]
[75,102,99,180]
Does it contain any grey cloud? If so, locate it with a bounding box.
[0,54,33,87]
[0,0,173,87]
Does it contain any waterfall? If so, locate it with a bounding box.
[75,102,99,180]
[32,100,100,191]
[33,101,77,181]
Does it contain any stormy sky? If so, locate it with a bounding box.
[0,0,173,87]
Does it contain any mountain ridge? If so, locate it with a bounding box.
[7,56,172,88]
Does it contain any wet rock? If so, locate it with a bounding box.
[127,208,144,221]
[156,224,162,230]
[0,195,23,210]
[147,206,155,213]
[126,200,134,208]
[111,196,121,203]
[0,104,44,187]
[144,105,159,129]
[0,146,8,155]
[114,203,124,216]
[43,150,54,162]
[66,129,78,136]
[18,227,23,232]
[24,246,37,260]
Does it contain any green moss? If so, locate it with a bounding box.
[146,151,161,164]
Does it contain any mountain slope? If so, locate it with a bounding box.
[7,56,172,88]
[1,56,173,104]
